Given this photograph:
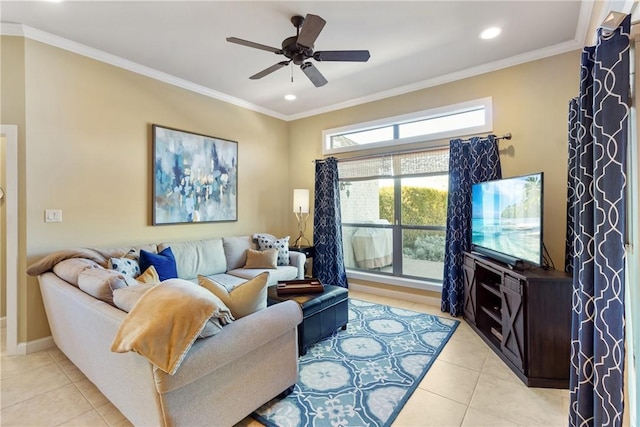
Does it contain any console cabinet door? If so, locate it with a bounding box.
[501,277,525,372]
[463,259,476,324]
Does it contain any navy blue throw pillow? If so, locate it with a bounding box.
[139,247,178,282]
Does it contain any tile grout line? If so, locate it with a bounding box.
[50,350,105,426]
[457,346,492,426]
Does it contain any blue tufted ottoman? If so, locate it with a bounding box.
[267,284,348,356]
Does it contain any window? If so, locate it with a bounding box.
[338,149,449,286]
[323,97,492,155]
[331,98,494,289]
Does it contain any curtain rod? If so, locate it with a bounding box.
[314,132,513,163]
[459,132,512,143]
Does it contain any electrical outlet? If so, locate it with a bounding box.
[45,209,62,223]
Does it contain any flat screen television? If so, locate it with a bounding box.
[471,172,543,267]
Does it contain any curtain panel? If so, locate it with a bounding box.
[566,15,630,427]
[441,136,501,316]
[313,157,348,288]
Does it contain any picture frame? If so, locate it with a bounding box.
[152,124,238,225]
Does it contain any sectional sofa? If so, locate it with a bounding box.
[26,234,305,426]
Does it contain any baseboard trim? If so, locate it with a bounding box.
[349,282,442,307]
[22,336,55,354]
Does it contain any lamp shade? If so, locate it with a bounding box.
[293,189,310,214]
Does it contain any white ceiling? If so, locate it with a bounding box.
[1,1,592,120]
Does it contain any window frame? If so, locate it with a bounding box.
[339,172,449,287]
[322,97,493,155]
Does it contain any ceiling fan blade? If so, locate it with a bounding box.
[249,61,291,80]
[314,50,371,62]
[301,62,328,87]
[226,37,283,54]
[296,14,326,48]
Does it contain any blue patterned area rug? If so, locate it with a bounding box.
[252,298,459,427]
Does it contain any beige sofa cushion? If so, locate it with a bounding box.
[159,239,226,280]
[222,236,254,270]
[78,268,129,305]
[198,272,268,319]
[228,265,298,285]
[113,284,156,312]
[53,258,101,286]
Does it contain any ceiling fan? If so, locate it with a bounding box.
[226,14,370,87]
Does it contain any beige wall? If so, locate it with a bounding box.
[1,36,27,325]
[4,37,290,341]
[3,33,581,342]
[289,50,581,293]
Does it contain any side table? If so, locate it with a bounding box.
[267,283,348,356]
[289,245,314,278]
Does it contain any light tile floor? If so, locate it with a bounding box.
[1,290,569,426]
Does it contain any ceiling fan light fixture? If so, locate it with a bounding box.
[480,27,501,40]
[227,13,369,88]
[284,94,297,101]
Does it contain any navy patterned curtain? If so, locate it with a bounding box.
[312,157,348,288]
[566,15,629,427]
[441,136,501,316]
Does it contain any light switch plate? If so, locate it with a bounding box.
[45,209,62,223]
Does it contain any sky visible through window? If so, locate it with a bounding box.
[339,108,485,147]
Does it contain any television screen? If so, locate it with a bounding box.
[471,172,543,266]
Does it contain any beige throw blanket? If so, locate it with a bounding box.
[26,247,151,276]
[111,279,233,375]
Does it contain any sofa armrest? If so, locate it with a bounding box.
[153,300,303,394]
[289,251,306,279]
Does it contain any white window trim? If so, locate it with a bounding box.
[323,97,493,155]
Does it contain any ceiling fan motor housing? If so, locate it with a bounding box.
[282,36,313,65]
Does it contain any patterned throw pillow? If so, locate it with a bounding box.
[255,235,290,266]
[108,257,141,278]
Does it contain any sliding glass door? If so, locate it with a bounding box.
[338,150,449,283]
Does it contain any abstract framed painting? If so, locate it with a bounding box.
[152,124,238,225]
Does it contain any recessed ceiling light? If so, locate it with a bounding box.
[284,94,297,101]
[480,27,501,40]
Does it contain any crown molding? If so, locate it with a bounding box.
[0,22,25,37]
[1,23,289,121]
[286,38,583,121]
[3,9,589,123]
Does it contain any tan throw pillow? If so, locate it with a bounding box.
[136,266,161,285]
[244,249,278,269]
[198,272,269,319]
[78,268,129,305]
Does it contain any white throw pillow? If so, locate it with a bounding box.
[108,257,141,278]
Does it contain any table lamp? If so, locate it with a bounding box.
[293,189,310,247]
